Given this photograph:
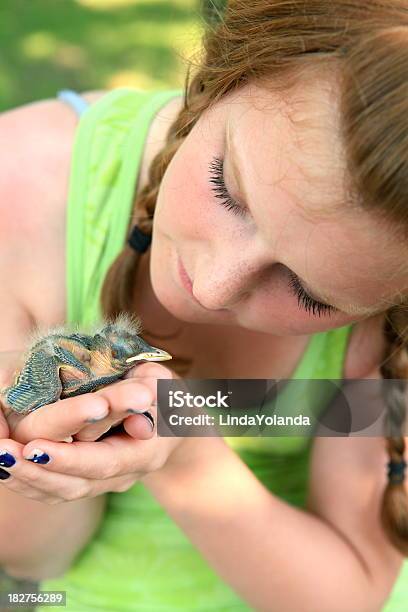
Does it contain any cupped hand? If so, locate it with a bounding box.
[0,426,183,505]
[1,353,173,444]
[0,363,186,504]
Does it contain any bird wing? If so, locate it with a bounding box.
[1,335,94,414]
[47,337,96,396]
[2,349,63,414]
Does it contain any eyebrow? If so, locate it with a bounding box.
[225,121,386,318]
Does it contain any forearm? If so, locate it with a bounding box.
[142,437,379,612]
[0,488,106,581]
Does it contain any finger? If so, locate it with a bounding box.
[123,362,176,410]
[0,438,83,503]
[119,363,176,440]
[122,413,155,439]
[0,438,23,476]
[75,411,155,442]
[11,394,110,444]
[22,432,157,480]
[98,472,140,494]
[2,459,90,503]
[72,377,158,441]
[94,377,156,416]
[73,377,157,441]
[72,414,127,442]
[123,362,174,382]
[0,438,140,503]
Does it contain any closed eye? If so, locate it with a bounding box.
[208,155,337,318]
[287,270,337,318]
[208,156,247,218]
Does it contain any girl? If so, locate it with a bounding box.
[0,1,407,609]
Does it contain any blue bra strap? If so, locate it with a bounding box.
[57,89,90,117]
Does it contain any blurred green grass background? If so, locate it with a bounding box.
[0,0,226,111]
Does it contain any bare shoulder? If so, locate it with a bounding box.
[0,90,107,328]
[0,89,183,330]
[343,312,388,379]
[0,91,119,328]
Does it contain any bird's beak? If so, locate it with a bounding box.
[125,347,173,364]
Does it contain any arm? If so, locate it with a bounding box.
[0,309,107,582]
[1,490,106,581]
[0,348,107,582]
[0,103,107,581]
[142,428,403,612]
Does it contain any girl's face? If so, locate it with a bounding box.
[150,77,408,336]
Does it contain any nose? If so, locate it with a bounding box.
[193,253,269,311]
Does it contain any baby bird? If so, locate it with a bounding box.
[0,312,172,415]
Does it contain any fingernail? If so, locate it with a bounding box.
[0,468,10,480]
[142,411,155,431]
[0,451,16,468]
[24,449,51,464]
[85,407,109,424]
[85,415,108,424]
[127,409,155,431]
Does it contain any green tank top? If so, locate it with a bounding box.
[38,87,407,611]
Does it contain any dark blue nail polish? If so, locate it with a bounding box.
[127,409,155,431]
[0,468,10,480]
[0,452,16,468]
[26,452,50,464]
[142,411,155,431]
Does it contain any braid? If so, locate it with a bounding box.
[379,306,408,555]
[100,69,209,378]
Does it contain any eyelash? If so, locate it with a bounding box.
[208,156,247,218]
[208,155,336,318]
[287,270,336,318]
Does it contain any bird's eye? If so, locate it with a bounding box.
[111,349,118,358]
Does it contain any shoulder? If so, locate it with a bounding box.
[343,312,388,379]
[1,89,183,327]
[0,88,183,245]
[0,89,107,243]
[0,90,105,325]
